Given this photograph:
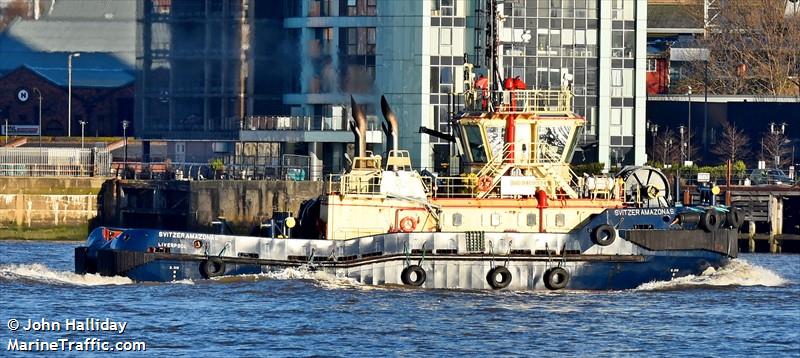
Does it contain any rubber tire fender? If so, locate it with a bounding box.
[544,267,570,290]
[486,266,513,289]
[200,257,226,279]
[700,208,722,232]
[735,207,745,228]
[725,208,744,229]
[401,265,426,286]
[591,224,617,246]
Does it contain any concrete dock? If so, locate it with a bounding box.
[1,177,798,253]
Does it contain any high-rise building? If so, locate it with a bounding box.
[136,0,647,173]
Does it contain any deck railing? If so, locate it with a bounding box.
[110,154,313,181]
[237,115,382,132]
[465,89,573,113]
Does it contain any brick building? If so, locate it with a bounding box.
[0,66,133,137]
[0,0,135,137]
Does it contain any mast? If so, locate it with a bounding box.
[485,0,503,109]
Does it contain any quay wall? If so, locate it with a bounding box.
[188,180,324,233]
[0,178,106,240]
[0,177,323,239]
[107,179,324,235]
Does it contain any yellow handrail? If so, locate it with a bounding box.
[465,89,574,113]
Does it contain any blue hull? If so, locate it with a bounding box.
[76,206,738,291]
[120,254,727,290]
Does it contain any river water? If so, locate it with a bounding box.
[1,240,798,356]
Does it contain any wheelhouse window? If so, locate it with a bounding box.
[463,124,487,162]
[537,124,572,161]
[485,125,506,160]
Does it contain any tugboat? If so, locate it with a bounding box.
[74,1,741,290]
[75,85,741,290]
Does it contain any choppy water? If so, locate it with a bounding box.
[1,240,798,356]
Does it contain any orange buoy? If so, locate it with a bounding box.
[476,176,493,192]
[399,216,417,233]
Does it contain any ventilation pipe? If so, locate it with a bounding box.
[380,95,399,152]
[350,96,367,157]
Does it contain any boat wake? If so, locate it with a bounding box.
[636,259,787,291]
[211,266,371,290]
[0,263,364,289]
[0,263,133,286]
[9,260,779,291]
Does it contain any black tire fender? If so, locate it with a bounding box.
[200,257,226,279]
[74,247,96,275]
[700,208,722,232]
[735,208,745,228]
[544,267,570,290]
[401,265,426,286]
[486,266,513,289]
[591,224,617,246]
[726,208,745,229]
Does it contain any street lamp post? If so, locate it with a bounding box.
[662,138,673,165]
[32,88,42,150]
[67,52,81,137]
[3,118,8,144]
[703,60,709,155]
[649,123,658,161]
[79,120,87,149]
[768,122,789,168]
[122,120,129,177]
[687,86,692,163]
[679,125,685,163]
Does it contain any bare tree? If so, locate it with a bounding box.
[680,1,800,96]
[653,128,681,166]
[761,131,792,167]
[711,122,751,163]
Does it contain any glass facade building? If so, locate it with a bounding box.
[500,1,602,138]
[135,0,646,169]
[427,0,645,168]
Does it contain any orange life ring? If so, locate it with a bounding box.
[476,176,493,192]
[399,216,417,233]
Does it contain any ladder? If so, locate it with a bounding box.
[541,164,579,199]
[475,143,512,198]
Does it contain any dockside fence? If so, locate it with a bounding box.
[0,148,112,177]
